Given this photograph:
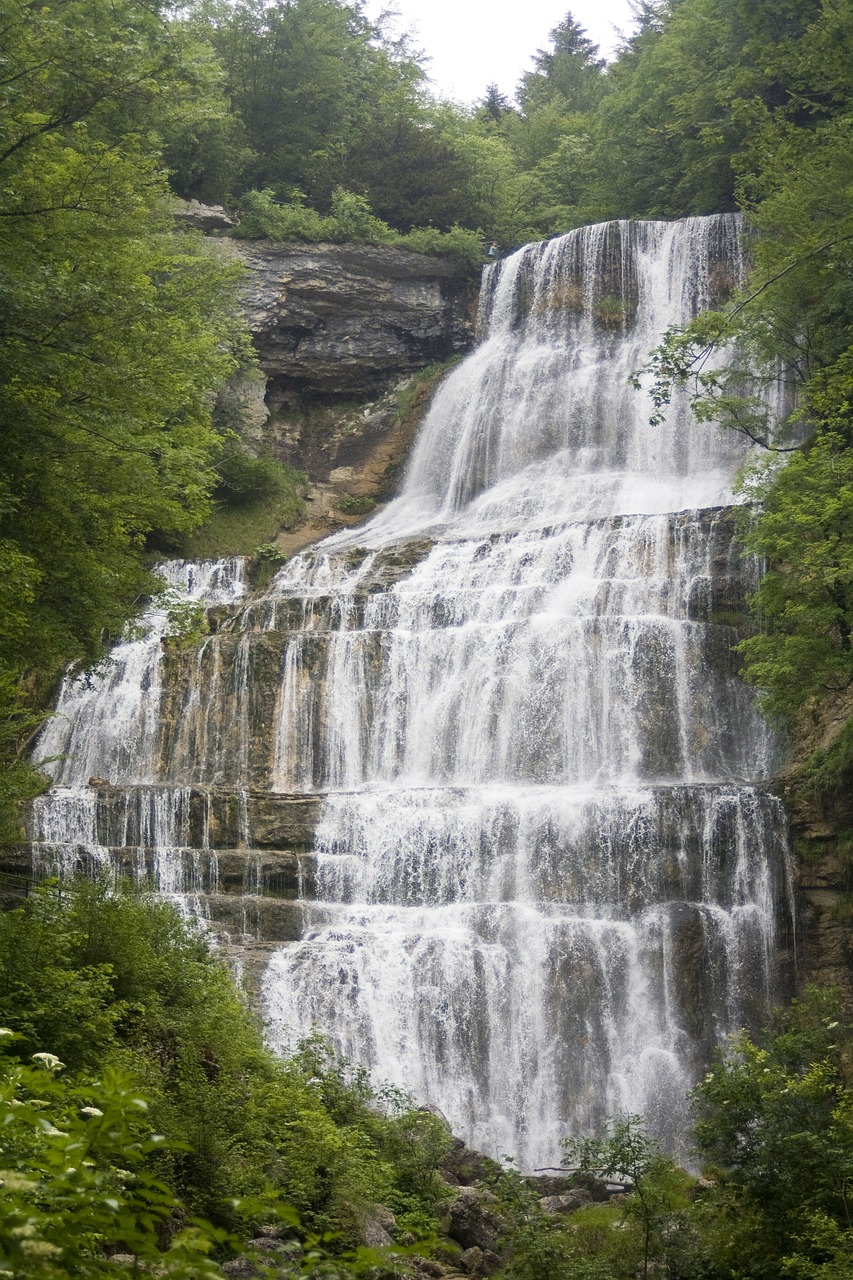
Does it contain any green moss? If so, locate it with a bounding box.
[802,717,853,802]
[178,466,307,558]
[246,542,288,591]
[339,495,377,515]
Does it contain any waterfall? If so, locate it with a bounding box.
[31,216,794,1167]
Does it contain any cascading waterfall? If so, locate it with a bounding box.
[31,216,794,1167]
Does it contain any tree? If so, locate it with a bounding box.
[0,0,251,836]
[480,83,513,123]
[691,992,853,1280]
[518,12,606,115]
[562,1116,685,1280]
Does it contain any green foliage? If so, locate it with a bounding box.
[162,595,211,652]
[0,881,456,1253]
[802,720,853,801]
[491,1163,607,1280]
[177,452,308,559]
[339,496,377,516]
[563,1117,689,1280]
[735,433,853,722]
[0,1033,229,1278]
[232,187,484,270]
[398,225,485,272]
[232,188,339,241]
[247,543,289,591]
[517,13,607,115]
[690,990,853,1280]
[213,439,302,508]
[0,0,252,836]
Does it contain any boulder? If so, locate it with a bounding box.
[459,1245,501,1276]
[538,1189,593,1215]
[360,1202,397,1248]
[172,200,236,232]
[444,1187,501,1253]
[441,1137,499,1187]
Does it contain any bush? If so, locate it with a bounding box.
[0,881,459,1247]
[399,224,484,272]
[231,188,483,272]
[0,1031,229,1278]
[214,436,295,506]
[231,189,331,241]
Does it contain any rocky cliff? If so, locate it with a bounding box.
[776,698,853,1003]
[240,241,474,400]
[232,240,477,482]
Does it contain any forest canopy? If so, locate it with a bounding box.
[1,0,852,818]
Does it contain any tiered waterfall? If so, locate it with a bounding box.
[32,216,795,1167]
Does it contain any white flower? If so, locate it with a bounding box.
[31,1053,64,1071]
[0,1171,38,1192]
[0,1028,14,1038]
[20,1241,62,1258]
[39,1122,68,1137]
[80,1107,104,1118]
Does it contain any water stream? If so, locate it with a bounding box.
[32,217,794,1167]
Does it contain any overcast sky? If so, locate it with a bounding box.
[363,1,638,105]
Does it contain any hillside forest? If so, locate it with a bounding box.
[2,0,853,1276]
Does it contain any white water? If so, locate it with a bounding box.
[31,560,245,912]
[261,217,792,1164]
[31,217,794,1167]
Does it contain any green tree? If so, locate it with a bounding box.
[517,12,607,115]
[691,993,853,1280]
[563,1116,686,1280]
[0,0,251,835]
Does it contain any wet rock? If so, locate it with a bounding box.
[444,1187,500,1253]
[221,1259,260,1278]
[538,1189,593,1215]
[360,1202,397,1247]
[459,1245,501,1276]
[441,1137,498,1186]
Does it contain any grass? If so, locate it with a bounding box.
[179,474,307,559]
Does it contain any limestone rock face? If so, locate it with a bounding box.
[238,242,476,401]
[777,697,853,1004]
[172,200,236,233]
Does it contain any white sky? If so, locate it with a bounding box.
[363,1,638,105]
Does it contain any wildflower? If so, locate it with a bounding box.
[0,1171,38,1192]
[39,1122,68,1137]
[80,1106,104,1118]
[20,1241,62,1258]
[31,1053,64,1071]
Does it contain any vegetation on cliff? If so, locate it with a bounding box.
[2,0,852,834]
[0,881,455,1276]
[3,882,853,1280]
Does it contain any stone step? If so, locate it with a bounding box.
[203,894,306,943]
[31,788,323,852]
[30,845,318,899]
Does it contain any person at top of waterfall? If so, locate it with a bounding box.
[487,241,499,258]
